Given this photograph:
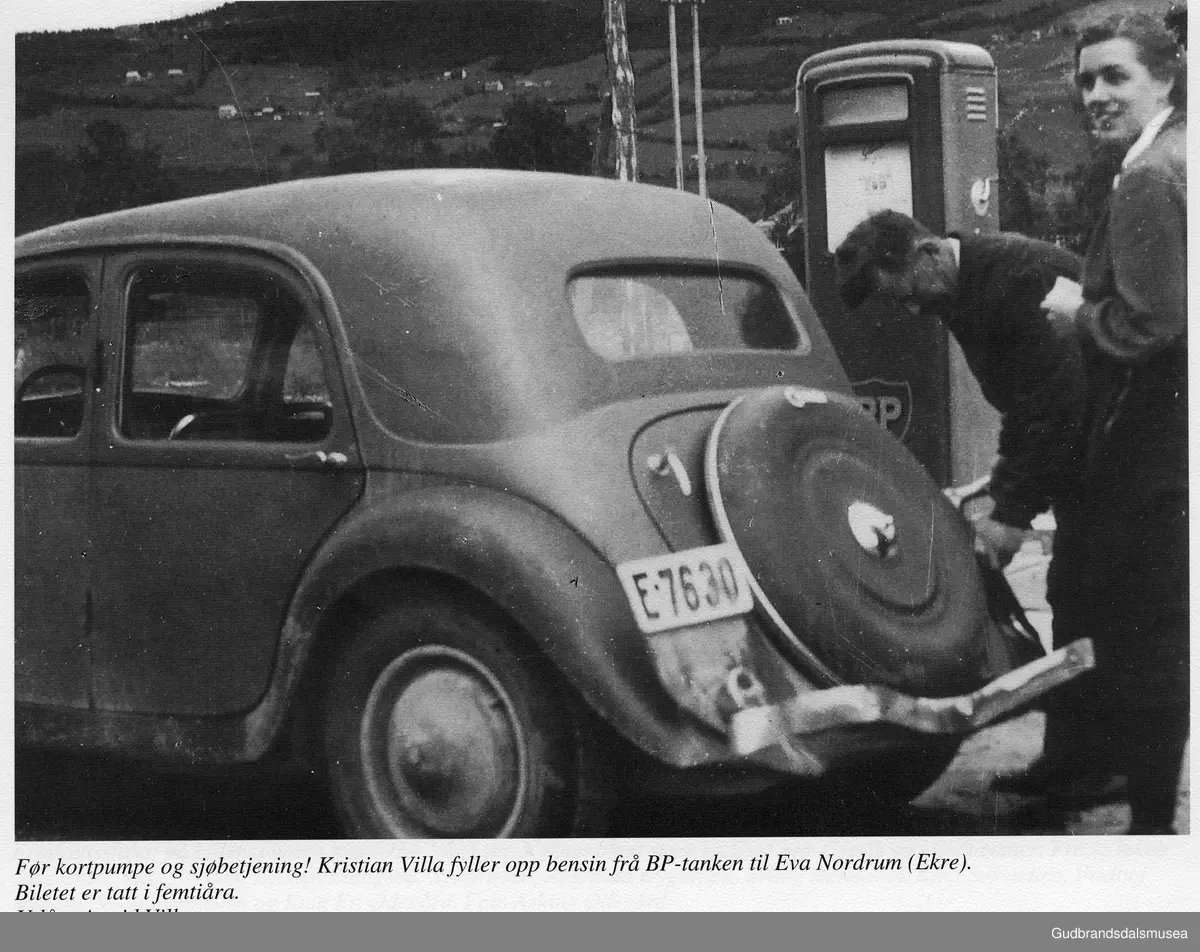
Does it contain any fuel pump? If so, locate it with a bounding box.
[797,40,1001,487]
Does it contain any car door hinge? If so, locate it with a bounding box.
[93,339,105,391]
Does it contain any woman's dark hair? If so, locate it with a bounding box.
[1165,4,1187,49]
[1074,10,1187,110]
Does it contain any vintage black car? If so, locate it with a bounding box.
[15,169,1091,838]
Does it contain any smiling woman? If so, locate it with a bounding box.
[1032,9,1189,836]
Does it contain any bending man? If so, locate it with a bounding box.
[834,212,1115,807]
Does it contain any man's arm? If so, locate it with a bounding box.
[986,265,1087,531]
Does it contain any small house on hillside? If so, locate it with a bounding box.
[218,104,238,120]
[125,70,144,84]
[442,68,467,80]
[485,80,504,93]
[167,68,185,78]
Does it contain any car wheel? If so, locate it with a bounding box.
[323,594,587,838]
[707,387,990,697]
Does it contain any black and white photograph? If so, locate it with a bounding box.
[4,0,1195,915]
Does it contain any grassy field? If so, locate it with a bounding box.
[643,101,796,150]
[18,105,322,168]
[192,63,330,109]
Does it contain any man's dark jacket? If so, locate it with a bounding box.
[944,232,1086,530]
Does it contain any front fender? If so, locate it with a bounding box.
[278,481,728,766]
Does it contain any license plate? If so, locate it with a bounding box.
[617,543,754,634]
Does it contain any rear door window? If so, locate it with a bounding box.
[120,264,333,443]
[569,268,806,361]
[125,281,259,404]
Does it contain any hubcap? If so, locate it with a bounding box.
[360,645,528,837]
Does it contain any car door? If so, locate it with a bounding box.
[89,247,365,715]
[14,256,102,708]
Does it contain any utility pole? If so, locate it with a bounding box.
[663,0,685,190]
[690,0,707,198]
[661,0,706,197]
[604,0,637,181]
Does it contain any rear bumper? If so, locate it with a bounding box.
[728,637,1094,758]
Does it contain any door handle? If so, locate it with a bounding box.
[286,450,348,467]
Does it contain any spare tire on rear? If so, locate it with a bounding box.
[705,386,990,698]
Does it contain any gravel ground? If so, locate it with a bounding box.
[915,710,1190,837]
[927,535,1190,837]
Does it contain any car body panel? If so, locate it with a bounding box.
[630,408,726,552]
[16,460,93,708]
[15,254,102,709]
[81,247,366,714]
[16,481,719,767]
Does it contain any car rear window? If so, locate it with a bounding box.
[569,268,807,361]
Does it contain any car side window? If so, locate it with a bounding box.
[15,271,91,439]
[283,323,333,406]
[121,264,332,443]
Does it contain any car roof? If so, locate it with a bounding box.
[17,169,822,442]
[17,168,777,271]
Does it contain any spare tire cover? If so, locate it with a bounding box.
[706,387,989,698]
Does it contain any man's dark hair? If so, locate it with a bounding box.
[833,210,935,310]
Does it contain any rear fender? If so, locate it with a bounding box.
[282,483,728,766]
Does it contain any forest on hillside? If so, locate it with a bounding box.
[18,0,1093,75]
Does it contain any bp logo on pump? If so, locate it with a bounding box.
[853,378,912,441]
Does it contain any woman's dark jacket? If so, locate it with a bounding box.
[1071,112,1188,706]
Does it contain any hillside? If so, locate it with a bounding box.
[15,0,1167,235]
[17,1,1103,77]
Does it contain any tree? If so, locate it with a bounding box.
[1049,145,1124,252]
[759,146,802,221]
[759,148,806,286]
[996,128,1050,237]
[16,81,57,121]
[321,92,442,174]
[74,119,175,218]
[489,97,591,174]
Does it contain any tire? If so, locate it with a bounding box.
[323,593,590,838]
[706,387,990,697]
